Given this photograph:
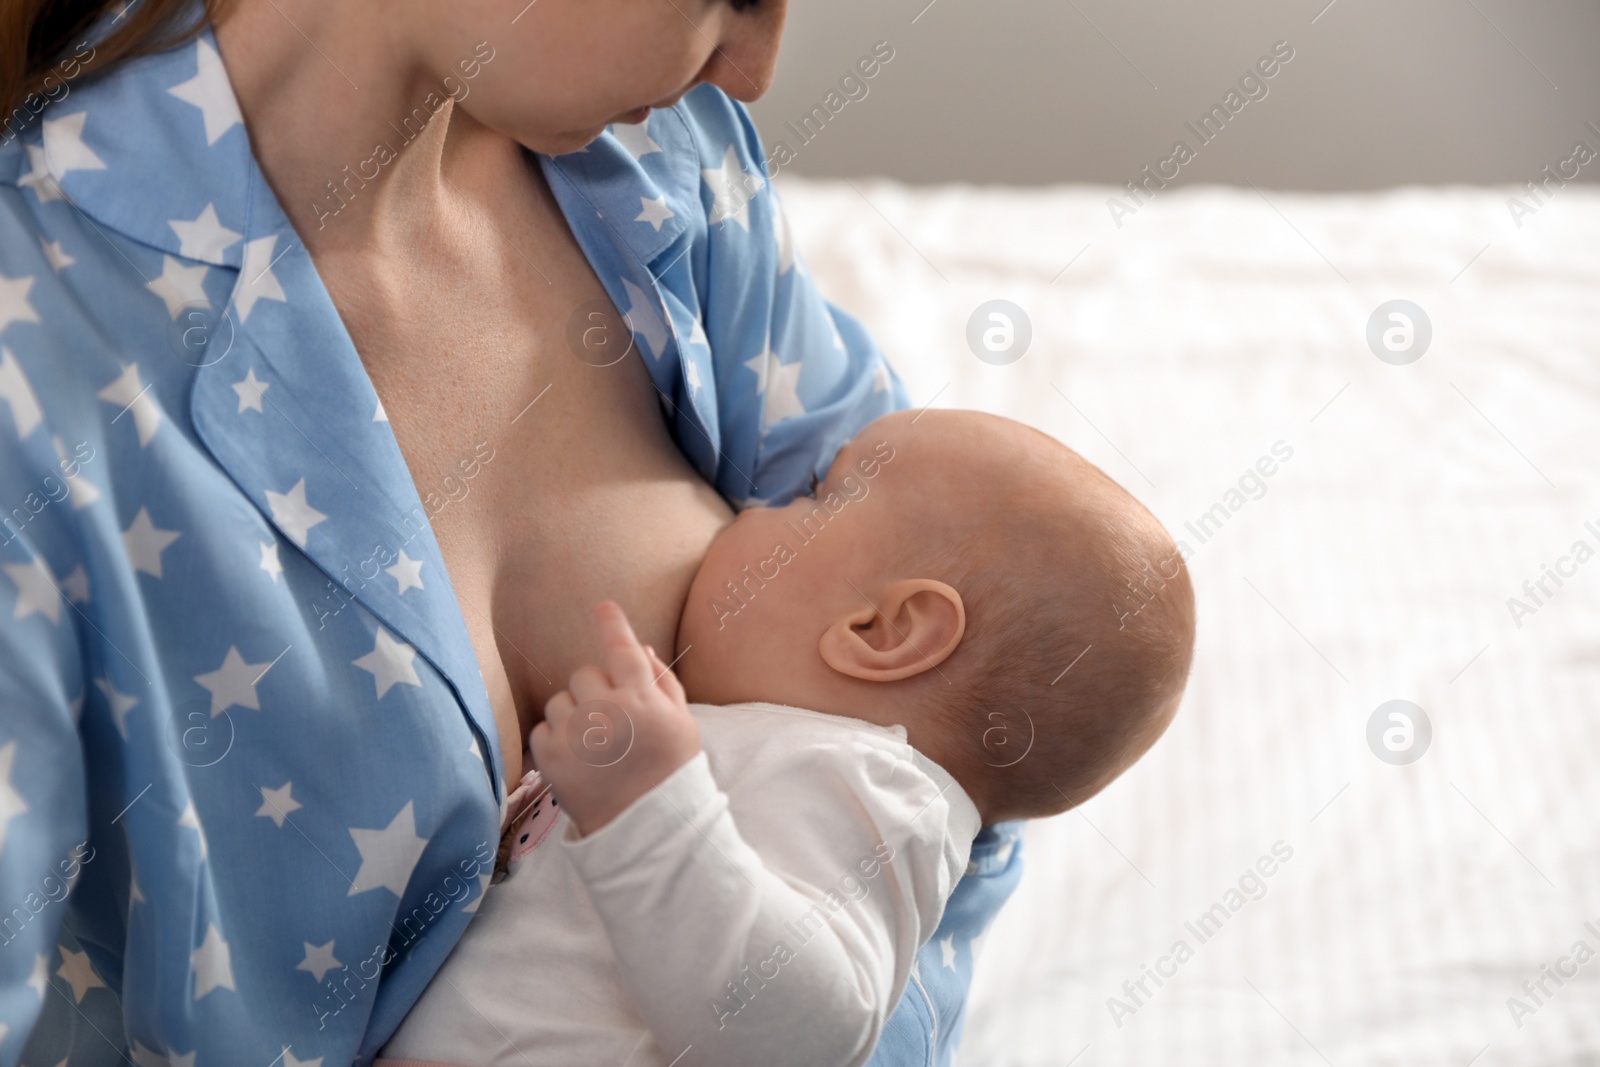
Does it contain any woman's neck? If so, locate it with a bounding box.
[213,0,495,250]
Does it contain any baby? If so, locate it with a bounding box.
[380,409,1195,1067]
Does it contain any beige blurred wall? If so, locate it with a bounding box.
[746,0,1600,189]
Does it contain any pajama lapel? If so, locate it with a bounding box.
[39,26,507,800]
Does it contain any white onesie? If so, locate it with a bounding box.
[380,701,980,1067]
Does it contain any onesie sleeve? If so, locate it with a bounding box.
[562,739,968,1067]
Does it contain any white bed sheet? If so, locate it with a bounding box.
[776,177,1600,1067]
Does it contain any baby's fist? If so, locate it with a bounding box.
[530,602,700,837]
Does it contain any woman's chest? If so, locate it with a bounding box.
[315,179,732,781]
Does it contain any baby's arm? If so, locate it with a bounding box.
[532,604,934,1067]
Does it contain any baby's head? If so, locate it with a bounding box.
[676,409,1195,823]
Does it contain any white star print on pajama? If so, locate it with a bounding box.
[702,144,765,229]
[60,564,90,603]
[0,742,26,854]
[635,194,675,231]
[164,38,241,145]
[353,629,423,699]
[145,255,209,317]
[177,800,208,858]
[39,113,104,177]
[0,23,1019,1067]
[608,119,661,160]
[0,276,39,334]
[258,540,282,581]
[17,146,63,203]
[255,782,301,827]
[385,550,425,594]
[296,940,342,983]
[0,347,44,435]
[23,954,46,1000]
[52,438,99,510]
[55,947,105,1004]
[192,646,272,714]
[94,678,137,740]
[96,363,164,445]
[39,239,73,273]
[231,368,268,413]
[168,204,241,261]
[120,508,181,576]
[264,478,326,547]
[190,925,235,999]
[2,558,59,625]
[233,235,286,322]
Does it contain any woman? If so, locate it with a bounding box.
[0,0,1022,1062]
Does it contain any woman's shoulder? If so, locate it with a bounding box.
[0,128,171,357]
[0,152,87,457]
[0,132,187,491]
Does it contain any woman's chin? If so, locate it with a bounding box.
[552,129,607,155]
[510,124,610,157]
[519,107,653,156]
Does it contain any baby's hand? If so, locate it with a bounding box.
[530,601,701,837]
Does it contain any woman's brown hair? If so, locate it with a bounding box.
[1,0,231,128]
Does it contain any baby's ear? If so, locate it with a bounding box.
[818,579,965,682]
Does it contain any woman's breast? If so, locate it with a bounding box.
[484,435,734,708]
[328,149,734,783]
[398,336,734,784]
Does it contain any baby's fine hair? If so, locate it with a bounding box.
[920,422,1196,820]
